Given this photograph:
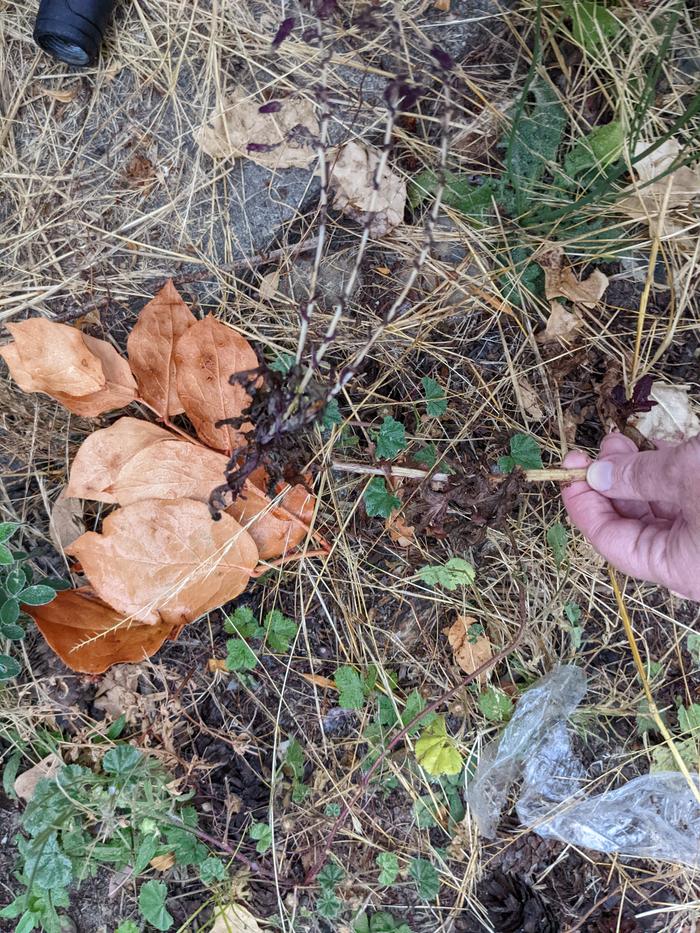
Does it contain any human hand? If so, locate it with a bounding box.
[561,432,700,601]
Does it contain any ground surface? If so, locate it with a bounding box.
[1,1,700,932]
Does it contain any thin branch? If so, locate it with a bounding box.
[330,460,588,486]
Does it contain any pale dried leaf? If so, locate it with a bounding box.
[631,382,700,444]
[110,439,228,506]
[174,315,259,452]
[14,754,63,802]
[208,658,228,672]
[452,99,512,157]
[40,86,78,102]
[66,417,174,503]
[54,334,138,416]
[2,319,105,396]
[258,270,280,300]
[127,280,196,416]
[536,300,584,345]
[150,853,176,871]
[516,377,546,420]
[445,615,492,683]
[385,511,416,547]
[300,672,336,690]
[93,664,154,725]
[211,904,262,933]
[28,587,181,674]
[538,249,608,308]
[49,489,85,553]
[66,498,259,625]
[325,141,406,237]
[196,86,319,169]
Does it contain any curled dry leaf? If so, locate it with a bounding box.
[66,417,174,502]
[196,85,319,169]
[385,510,416,547]
[66,498,259,626]
[150,853,176,872]
[619,139,700,235]
[227,480,314,560]
[127,280,196,417]
[27,587,182,674]
[516,377,546,421]
[49,488,85,553]
[174,315,259,453]
[258,269,280,301]
[445,615,492,683]
[631,382,700,444]
[211,904,262,933]
[325,141,406,237]
[14,754,63,802]
[536,300,584,345]
[1,320,137,416]
[537,247,608,308]
[93,664,159,725]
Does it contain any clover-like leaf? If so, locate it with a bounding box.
[415,715,463,777]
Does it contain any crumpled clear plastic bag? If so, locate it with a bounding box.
[467,664,700,868]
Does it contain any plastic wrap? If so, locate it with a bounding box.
[467,664,700,868]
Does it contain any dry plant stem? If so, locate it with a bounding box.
[330,460,588,485]
[302,581,528,886]
[609,568,700,805]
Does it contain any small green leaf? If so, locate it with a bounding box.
[249,822,272,854]
[1,598,20,626]
[115,923,141,933]
[413,796,438,828]
[414,443,437,468]
[678,704,700,737]
[283,738,305,782]
[106,714,127,740]
[409,858,440,901]
[0,654,21,680]
[0,522,19,543]
[0,545,13,566]
[133,835,159,874]
[322,398,343,431]
[363,478,401,519]
[103,745,142,775]
[687,633,700,666]
[224,606,259,639]
[478,686,514,722]
[2,749,21,799]
[421,377,447,417]
[226,638,258,672]
[376,851,399,885]
[402,689,435,735]
[270,352,295,374]
[564,602,581,625]
[636,699,659,736]
[5,569,26,596]
[318,861,345,889]
[335,666,366,710]
[374,416,407,460]
[564,121,623,178]
[325,802,341,817]
[0,621,25,641]
[415,716,463,776]
[417,557,475,590]
[19,585,57,606]
[499,433,543,473]
[138,880,173,932]
[562,0,621,55]
[317,889,342,920]
[199,856,227,884]
[547,522,568,567]
[264,609,298,653]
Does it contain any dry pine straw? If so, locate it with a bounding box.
[0,0,700,930]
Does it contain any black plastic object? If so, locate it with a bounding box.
[34,0,118,66]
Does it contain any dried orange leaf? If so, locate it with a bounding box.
[385,510,415,547]
[300,672,336,690]
[14,754,64,802]
[127,280,196,417]
[538,248,608,308]
[445,615,492,683]
[28,587,181,674]
[110,439,228,506]
[53,334,138,416]
[150,853,176,871]
[208,658,228,673]
[174,315,258,452]
[66,498,259,626]
[226,481,314,560]
[66,417,174,503]
[2,319,105,396]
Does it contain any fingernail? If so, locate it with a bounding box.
[587,460,614,492]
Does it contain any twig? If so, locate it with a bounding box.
[302,578,529,885]
[330,460,588,486]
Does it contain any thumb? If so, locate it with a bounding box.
[587,436,699,509]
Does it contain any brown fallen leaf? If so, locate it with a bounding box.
[445,615,492,683]
[28,587,182,674]
[258,270,280,301]
[53,334,138,417]
[619,139,700,238]
[196,86,319,170]
[227,481,314,560]
[385,510,416,547]
[66,417,174,503]
[174,315,259,453]
[127,280,196,417]
[66,498,259,626]
[14,754,63,802]
[49,488,85,553]
[300,672,336,690]
[39,85,78,103]
[1,319,105,397]
[516,376,546,421]
[93,664,153,725]
[110,439,228,506]
[536,300,584,345]
[631,382,700,444]
[150,853,176,872]
[537,247,608,308]
[211,904,262,933]
[208,658,228,673]
[325,141,406,237]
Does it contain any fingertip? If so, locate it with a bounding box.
[600,432,638,457]
[563,450,591,469]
